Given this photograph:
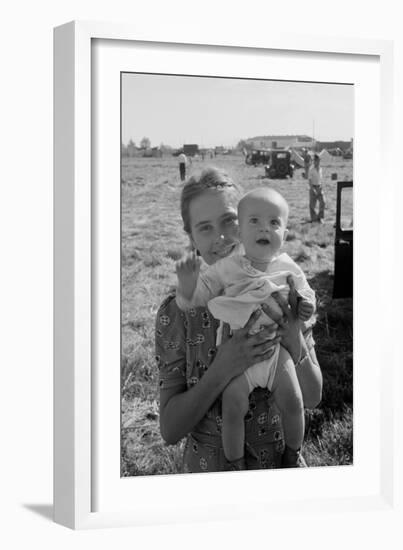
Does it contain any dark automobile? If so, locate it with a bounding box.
[245,149,271,166]
[264,150,294,179]
[333,180,353,299]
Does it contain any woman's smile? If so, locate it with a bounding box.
[212,242,238,258]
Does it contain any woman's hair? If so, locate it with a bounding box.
[180,167,243,234]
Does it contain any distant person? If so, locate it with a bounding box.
[175,187,317,469]
[178,152,187,182]
[302,149,311,179]
[308,154,325,223]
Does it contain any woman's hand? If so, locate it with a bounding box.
[261,275,304,363]
[175,251,202,301]
[263,276,323,409]
[213,308,281,383]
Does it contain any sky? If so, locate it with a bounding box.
[122,73,354,149]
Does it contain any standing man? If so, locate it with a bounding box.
[302,149,311,179]
[178,151,187,182]
[308,154,325,223]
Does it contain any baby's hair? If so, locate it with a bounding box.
[238,188,289,224]
[180,167,243,234]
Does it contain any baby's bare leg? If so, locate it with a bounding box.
[222,374,250,462]
[272,347,305,452]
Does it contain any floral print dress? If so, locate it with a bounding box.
[155,294,286,473]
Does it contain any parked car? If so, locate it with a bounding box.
[333,180,353,299]
[245,149,271,166]
[264,150,294,179]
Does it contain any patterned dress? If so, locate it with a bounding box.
[155,293,286,473]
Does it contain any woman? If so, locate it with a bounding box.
[155,167,322,472]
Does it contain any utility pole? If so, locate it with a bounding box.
[312,119,315,150]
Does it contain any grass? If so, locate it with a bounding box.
[121,153,353,475]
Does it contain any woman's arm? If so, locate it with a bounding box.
[159,359,233,445]
[279,328,322,409]
[262,276,322,409]
[158,307,281,445]
[297,343,322,409]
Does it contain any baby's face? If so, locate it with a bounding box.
[239,196,288,262]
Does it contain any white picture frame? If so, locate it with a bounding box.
[54,20,395,530]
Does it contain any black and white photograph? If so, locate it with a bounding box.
[3,0,399,540]
[120,72,354,476]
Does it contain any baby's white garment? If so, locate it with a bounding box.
[206,253,315,329]
[207,253,315,393]
[176,252,315,394]
[216,308,280,392]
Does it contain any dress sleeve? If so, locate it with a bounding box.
[155,294,187,391]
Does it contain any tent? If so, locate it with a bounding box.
[318,149,332,163]
[289,149,305,168]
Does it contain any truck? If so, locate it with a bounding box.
[183,144,199,157]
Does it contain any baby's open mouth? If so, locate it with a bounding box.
[256,238,270,245]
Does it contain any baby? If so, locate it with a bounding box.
[176,188,315,469]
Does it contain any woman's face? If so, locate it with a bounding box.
[188,188,240,265]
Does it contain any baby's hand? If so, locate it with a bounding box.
[297,299,314,321]
[175,251,202,301]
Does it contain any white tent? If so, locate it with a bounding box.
[290,149,305,168]
[318,149,332,162]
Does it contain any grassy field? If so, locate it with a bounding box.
[121,153,353,476]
